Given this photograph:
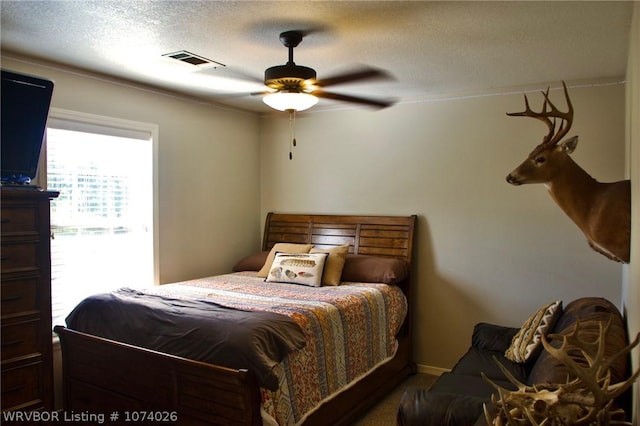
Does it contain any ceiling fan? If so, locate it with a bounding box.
[255,30,395,112]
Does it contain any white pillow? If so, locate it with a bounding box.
[265,252,328,287]
[256,243,313,277]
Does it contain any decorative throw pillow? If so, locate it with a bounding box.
[310,245,349,286]
[265,252,329,287]
[256,243,313,278]
[505,300,563,363]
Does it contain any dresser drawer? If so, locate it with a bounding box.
[0,243,39,273]
[1,277,39,316]
[1,363,43,411]
[1,320,40,362]
[0,206,38,235]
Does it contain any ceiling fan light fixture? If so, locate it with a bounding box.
[263,91,318,112]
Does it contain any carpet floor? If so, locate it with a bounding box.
[352,373,437,425]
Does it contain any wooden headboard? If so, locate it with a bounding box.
[262,212,417,267]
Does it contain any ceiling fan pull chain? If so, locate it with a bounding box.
[288,109,294,160]
[292,109,297,147]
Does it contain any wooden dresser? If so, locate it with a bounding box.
[1,187,58,412]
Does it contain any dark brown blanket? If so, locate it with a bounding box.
[65,288,306,390]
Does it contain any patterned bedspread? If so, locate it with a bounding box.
[146,271,408,425]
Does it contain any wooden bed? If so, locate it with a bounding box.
[54,212,417,425]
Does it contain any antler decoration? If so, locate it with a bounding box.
[507,81,574,148]
[483,317,640,425]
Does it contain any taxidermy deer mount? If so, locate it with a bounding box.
[505,82,630,263]
[483,318,640,425]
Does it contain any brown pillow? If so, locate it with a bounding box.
[340,255,408,284]
[310,245,349,286]
[232,251,269,272]
[256,243,313,277]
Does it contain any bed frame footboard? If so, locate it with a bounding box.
[54,326,262,426]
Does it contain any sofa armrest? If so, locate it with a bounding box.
[471,323,519,352]
[398,388,487,426]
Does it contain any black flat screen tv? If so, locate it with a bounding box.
[1,69,54,185]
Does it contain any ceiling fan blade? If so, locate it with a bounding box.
[317,67,393,88]
[250,90,272,96]
[312,90,395,109]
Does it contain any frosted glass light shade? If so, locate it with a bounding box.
[263,92,318,111]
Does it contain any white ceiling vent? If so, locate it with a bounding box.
[162,50,225,68]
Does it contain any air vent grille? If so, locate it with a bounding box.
[162,50,225,68]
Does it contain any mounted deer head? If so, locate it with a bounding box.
[506,82,630,263]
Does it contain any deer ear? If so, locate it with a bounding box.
[560,135,578,154]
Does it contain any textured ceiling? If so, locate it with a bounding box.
[0,1,634,114]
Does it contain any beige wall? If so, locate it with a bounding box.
[1,56,262,284]
[259,83,627,371]
[624,3,639,422]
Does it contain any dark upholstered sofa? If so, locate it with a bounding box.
[397,297,633,426]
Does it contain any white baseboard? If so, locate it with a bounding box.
[415,364,450,376]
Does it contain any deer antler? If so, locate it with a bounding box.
[507,81,574,147]
[541,317,640,419]
[483,316,640,425]
[482,362,551,425]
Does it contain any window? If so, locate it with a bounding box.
[46,110,157,327]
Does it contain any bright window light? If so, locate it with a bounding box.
[47,126,153,327]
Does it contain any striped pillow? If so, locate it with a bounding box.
[505,300,562,363]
